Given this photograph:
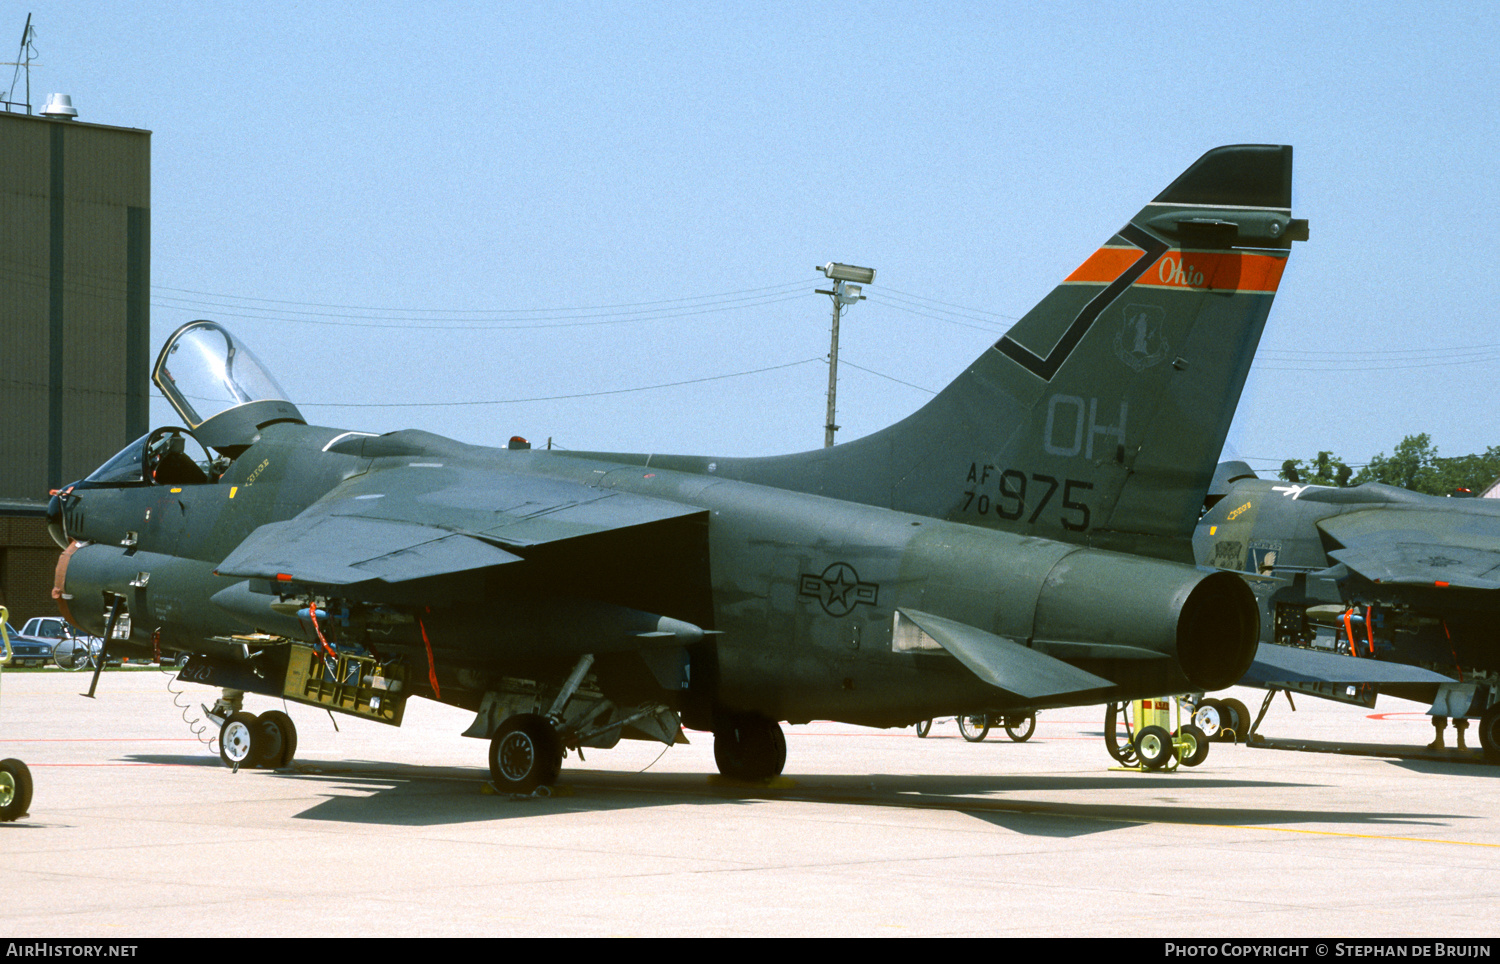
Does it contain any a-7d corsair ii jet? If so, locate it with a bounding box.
[48,145,1303,793]
[1197,462,1500,758]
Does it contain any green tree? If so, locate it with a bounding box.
[1352,433,1438,492]
[1281,437,1500,496]
[1429,445,1500,496]
[1279,450,1353,486]
[1351,436,1500,496]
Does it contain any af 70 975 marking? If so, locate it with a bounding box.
[960,466,1093,531]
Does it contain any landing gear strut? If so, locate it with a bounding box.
[713,713,786,780]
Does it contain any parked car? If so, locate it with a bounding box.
[1,622,56,668]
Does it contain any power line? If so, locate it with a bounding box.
[151,278,813,314]
[863,291,1013,333]
[149,290,816,330]
[839,358,937,395]
[879,285,1019,320]
[294,357,825,408]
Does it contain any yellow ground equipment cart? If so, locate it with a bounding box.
[1104,697,1210,770]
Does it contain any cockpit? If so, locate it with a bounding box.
[82,427,220,487]
[47,320,307,547]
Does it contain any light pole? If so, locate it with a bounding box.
[816,262,875,448]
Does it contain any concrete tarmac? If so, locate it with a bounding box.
[0,669,1496,938]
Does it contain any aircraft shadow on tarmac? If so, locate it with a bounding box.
[122,753,1467,836]
[1386,757,1500,779]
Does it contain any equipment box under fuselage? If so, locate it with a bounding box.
[282,643,407,726]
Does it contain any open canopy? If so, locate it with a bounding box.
[152,320,305,453]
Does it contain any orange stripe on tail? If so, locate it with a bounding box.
[1066,246,1287,293]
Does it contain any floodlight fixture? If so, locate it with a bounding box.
[818,262,876,285]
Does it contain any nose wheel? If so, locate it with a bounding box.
[218,710,299,770]
[219,712,263,769]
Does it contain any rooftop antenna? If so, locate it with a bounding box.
[2,13,37,114]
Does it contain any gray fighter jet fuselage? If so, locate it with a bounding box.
[47,144,1302,792]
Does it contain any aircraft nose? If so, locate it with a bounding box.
[46,489,69,549]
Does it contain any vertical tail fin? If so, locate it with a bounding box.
[719,145,1306,561]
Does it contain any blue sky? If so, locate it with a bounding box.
[14,2,1500,471]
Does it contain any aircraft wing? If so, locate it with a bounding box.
[1241,641,1455,687]
[216,514,524,586]
[217,466,707,587]
[1319,510,1500,590]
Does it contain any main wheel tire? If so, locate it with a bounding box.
[1194,699,1225,740]
[219,711,265,769]
[958,713,990,742]
[915,719,932,738]
[489,713,563,794]
[1478,705,1500,764]
[713,713,787,780]
[1221,698,1252,743]
[1176,723,1210,767]
[257,711,298,769]
[1004,713,1036,743]
[1135,725,1175,770]
[0,758,32,821]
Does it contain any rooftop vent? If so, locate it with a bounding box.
[39,93,77,119]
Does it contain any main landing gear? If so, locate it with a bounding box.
[713,712,787,781]
[488,713,564,795]
[476,657,791,794]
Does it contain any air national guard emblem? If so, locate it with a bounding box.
[1114,303,1168,372]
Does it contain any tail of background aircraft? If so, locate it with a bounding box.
[674,145,1305,563]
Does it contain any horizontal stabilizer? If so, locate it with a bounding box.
[218,515,522,586]
[1242,642,1455,687]
[895,608,1113,700]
